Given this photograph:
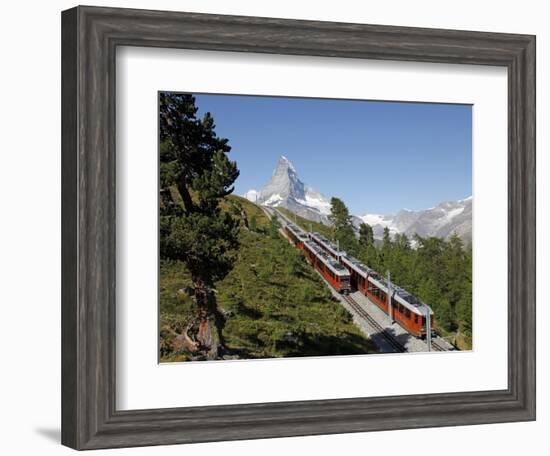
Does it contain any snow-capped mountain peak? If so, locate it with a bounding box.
[243,155,332,223]
[279,155,296,172]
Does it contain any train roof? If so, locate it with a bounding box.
[303,241,350,277]
[340,254,373,278]
[397,292,433,316]
[310,232,341,256]
[286,223,309,240]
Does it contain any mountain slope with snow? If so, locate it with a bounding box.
[361,196,472,242]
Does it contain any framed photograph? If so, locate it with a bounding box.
[61,5,535,450]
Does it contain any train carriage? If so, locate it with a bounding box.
[365,273,434,338]
[302,240,351,294]
[340,253,372,294]
[392,288,434,338]
[367,273,391,313]
[284,224,309,250]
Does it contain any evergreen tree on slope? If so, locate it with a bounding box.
[159,93,240,359]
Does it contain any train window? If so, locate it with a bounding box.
[405,309,411,319]
[414,315,418,324]
[399,304,404,313]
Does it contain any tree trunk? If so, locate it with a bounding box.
[167,322,199,353]
[194,278,225,359]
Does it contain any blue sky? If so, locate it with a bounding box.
[194,93,472,215]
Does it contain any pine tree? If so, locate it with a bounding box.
[159,93,240,359]
[329,197,358,252]
[380,226,393,268]
[387,233,412,287]
[268,213,281,239]
[395,233,411,251]
[359,222,374,247]
[382,226,391,247]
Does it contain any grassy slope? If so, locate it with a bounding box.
[160,196,375,362]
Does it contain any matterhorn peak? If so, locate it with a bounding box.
[275,155,297,174]
[246,155,332,224]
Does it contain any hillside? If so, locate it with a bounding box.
[160,195,376,362]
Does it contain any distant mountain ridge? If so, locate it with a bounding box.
[361,197,472,243]
[243,156,472,242]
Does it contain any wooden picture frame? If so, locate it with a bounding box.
[61,5,536,450]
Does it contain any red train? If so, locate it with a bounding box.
[345,255,433,338]
[287,223,434,338]
[285,224,351,294]
[285,223,309,250]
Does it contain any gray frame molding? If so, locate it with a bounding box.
[61,5,536,450]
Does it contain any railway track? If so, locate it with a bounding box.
[431,340,448,352]
[341,294,407,353]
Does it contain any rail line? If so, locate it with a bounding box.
[341,294,407,353]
